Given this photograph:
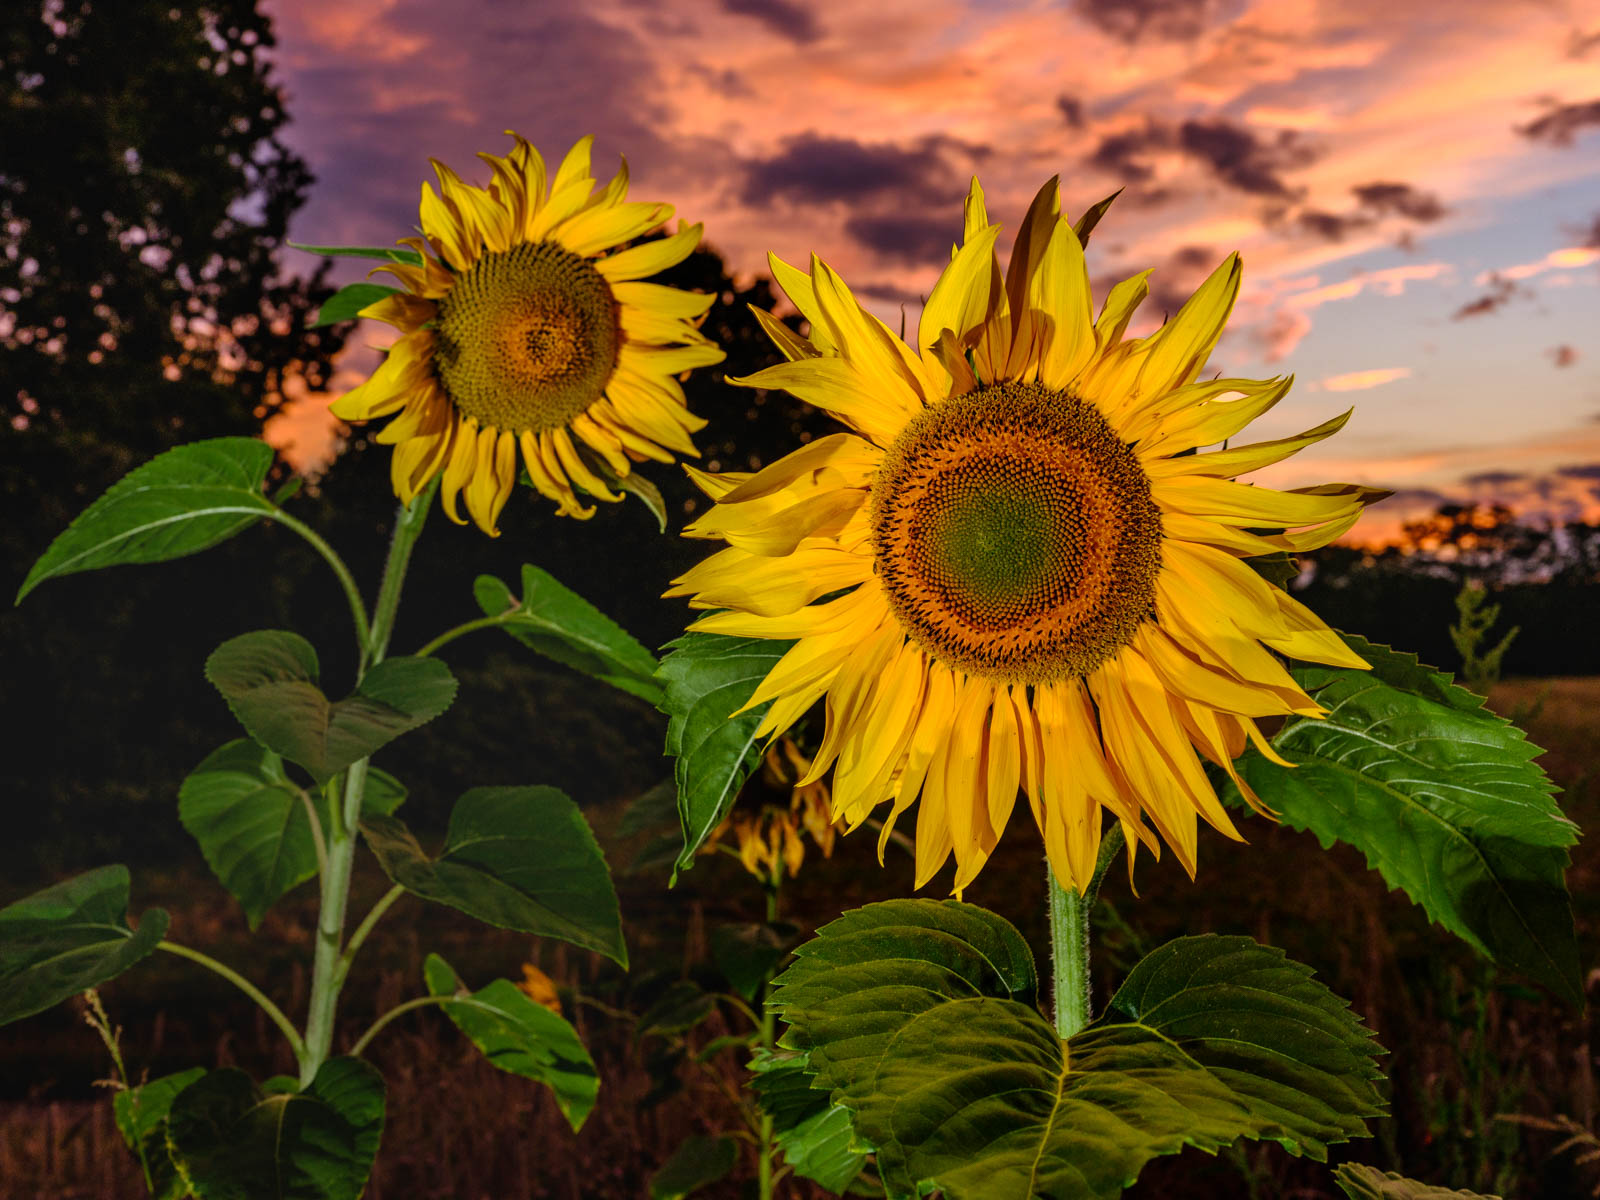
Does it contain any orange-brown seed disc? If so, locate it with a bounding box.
[434,239,619,432]
[870,381,1161,683]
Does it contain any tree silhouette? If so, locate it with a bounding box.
[1,0,343,878]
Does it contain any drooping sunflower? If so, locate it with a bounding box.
[331,134,724,533]
[669,177,1387,895]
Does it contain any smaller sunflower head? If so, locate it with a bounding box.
[331,133,725,534]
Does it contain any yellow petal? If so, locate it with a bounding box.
[596,223,702,282]
[329,331,433,420]
[1034,219,1096,389]
[730,358,916,448]
[918,221,1002,367]
[1134,252,1241,399]
[555,200,673,257]
[1095,269,1153,347]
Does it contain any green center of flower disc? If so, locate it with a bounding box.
[434,240,619,432]
[870,381,1162,683]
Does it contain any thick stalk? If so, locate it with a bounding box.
[299,483,436,1086]
[1047,825,1127,1040]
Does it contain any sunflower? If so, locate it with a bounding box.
[330,134,724,533]
[669,177,1387,895]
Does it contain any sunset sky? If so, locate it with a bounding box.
[262,0,1600,541]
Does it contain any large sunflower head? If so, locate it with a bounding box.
[669,176,1388,895]
[331,134,725,533]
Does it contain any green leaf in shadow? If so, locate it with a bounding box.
[166,1058,385,1200]
[205,631,457,784]
[656,631,793,878]
[423,953,599,1131]
[17,438,277,602]
[0,866,169,1026]
[474,565,661,703]
[362,787,626,966]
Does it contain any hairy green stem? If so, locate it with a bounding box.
[1047,825,1127,1040]
[157,941,305,1060]
[271,507,371,660]
[300,482,436,1086]
[414,612,511,659]
[349,994,454,1057]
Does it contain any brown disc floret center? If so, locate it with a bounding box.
[870,381,1162,683]
[433,239,619,432]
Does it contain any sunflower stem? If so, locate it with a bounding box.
[1047,825,1126,1040]
[300,483,436,1087]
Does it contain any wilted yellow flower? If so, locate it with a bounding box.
[706,737,843,883]
[332,133,723,533]
[514,964,562,1015]
[670,176,1385,895]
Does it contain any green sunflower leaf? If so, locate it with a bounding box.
[751,1051,867,1193]
[310,282,399,327]
[655,631,794,880]
[1236,633,1581,1006]
[0,866,169,1026]
[474,565,662,704]
[422,954,600,1131]
[770,904,1383,1200]
[165,1058,385,1200]
[113,1067,207,1200]
[205,631,458,784]
[361,786,627,966]
[179,740,405,928]
[16,438,277,603]
[1334,1164,1501,1199]
[287,241,423,266]
[650,1134,739,1200]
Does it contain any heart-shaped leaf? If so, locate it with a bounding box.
[768,902,1384,1200]
[423,954,599,1130]
[179,740,404,927]
[166,1058,385,1200]
[362,787,626,966]
[17,438,278,602]
[1334,1164,1500,1199]
[650,1134,739,1199]
[114,1067,207,1200]
[474,565,662,703]
[0,866,169,1026]
[310,283,398,327]
[656,631,794,878]
[206,631,457,783]
[1234,634,1581,1005]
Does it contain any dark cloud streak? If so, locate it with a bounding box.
[718,0,822,44]
[741,132,973,206]
[1517,98,1600,146]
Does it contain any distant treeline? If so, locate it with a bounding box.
[1296,504,1600,677]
